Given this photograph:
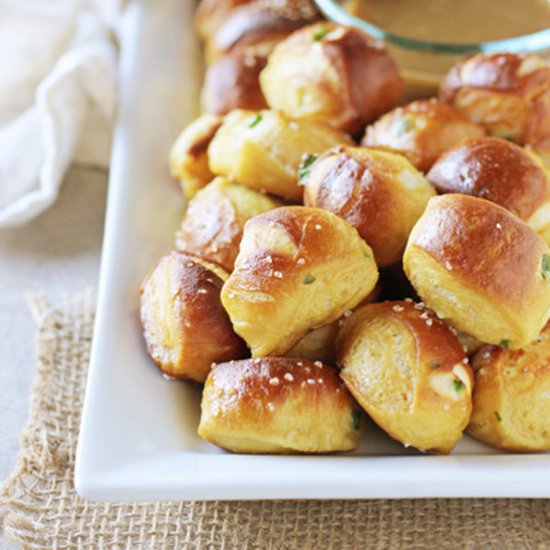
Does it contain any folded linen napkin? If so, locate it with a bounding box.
[0,0,119,227]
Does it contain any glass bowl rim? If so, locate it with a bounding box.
[314,0,550,54]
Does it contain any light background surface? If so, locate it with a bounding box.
[0,166,108,549]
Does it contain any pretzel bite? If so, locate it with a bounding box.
[361,99,485,172]
[427,137,550,245]
[208,109,352,201]
[201,52,268,115]
[205,0,321,63]
[468,323,550,452]
[198,357,363,453]
[337,301,473,454]
[169,114,223,199]
[140,252,247,382]
[221,206,379,356]
[176,177,282,272]
[303,146,436,267]
[260,23,403,134]
[403,194,550,350]
[439,52,550,147]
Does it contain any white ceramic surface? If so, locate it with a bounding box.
[75,0,550,501]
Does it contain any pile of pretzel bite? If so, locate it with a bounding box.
[140,0,550,455]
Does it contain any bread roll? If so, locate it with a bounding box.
[337,301,473,454]
[205,0,321,63]
[260,23,403,134]
[169,114,223,199]
[176,177,282,272]
[201,52,268,115]
[403,194,550,349]
[427,137,550,246]
[468,323,550,452]
[361,99,485,172]
[140,252,247,382]
[221,206,379,356]
[198,357,363,453]
[303,146,436,267]
[208,109,352,201]
[439,52,550,147]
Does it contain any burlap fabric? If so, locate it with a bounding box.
[1,292,549,549]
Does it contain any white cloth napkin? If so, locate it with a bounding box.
[0,0,120,227]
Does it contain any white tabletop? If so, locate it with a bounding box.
[0,166,108,549]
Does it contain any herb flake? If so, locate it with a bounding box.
[431,361,441,370]
[397,118,412,135]
[453,379,465,393]
[303,273,316,285]
[312,25,330,41]
[499,339,509,349]
[495,411,503,422]
[299,154,318,182]
[248,114,263,128]
[352,409,362,431]
[542,254,550,280]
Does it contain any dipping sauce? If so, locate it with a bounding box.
[350,0,550,44]
[343,0,550,99]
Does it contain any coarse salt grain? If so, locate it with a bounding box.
[284,373,294,381]
[197,288,208,294]
[462,357,469,364]
[496,223,502,229]
[445,261,453,270]
[274,271,283,278]
[269,377,280,385]
[267,403,275,412]
[307,379,315,385]
[317,378,324,384]
[315,224,322,230]
[404,297,413,303]
[314,361,323,368]
[297,258,305,265]
[343,310,352,318]
[426,319,433,326]
[392,305,404,312]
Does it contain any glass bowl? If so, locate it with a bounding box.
[314,0,550,99]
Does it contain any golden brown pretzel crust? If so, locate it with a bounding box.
[468,323,550,452]
[260,23,403,134]
[169,114,223,199]
[176,177,282,272]
[206,0,321,62]
[337,301,473,454]
[361,99,485,172]
[201,52,268,115]
[198,357,363,453]
[428,137,550,221]
[207,109,352,201]
[404,194,550,349]
[439,52,550,146]
[303,146,435,267]
[221,206,379,357]
[140,252,247,382]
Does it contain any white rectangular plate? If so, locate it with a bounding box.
[75,0,550,501]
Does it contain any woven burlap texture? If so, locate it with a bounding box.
[0,292,549,549]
